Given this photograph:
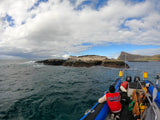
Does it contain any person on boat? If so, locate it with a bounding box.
[120,80,128,92]
[120,76,132,92]
[98,85,121,120]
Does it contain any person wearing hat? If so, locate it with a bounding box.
[98,85,121,120]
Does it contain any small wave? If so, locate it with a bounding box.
[23,61,35,64]
[20,61,45,68]
[33,64,44,68]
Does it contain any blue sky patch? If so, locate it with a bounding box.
[3,14,15,27]
[95,0,108,10]
[28,0,48,11]
[75,0,92,10]
[120,23,130,31]
[120,17,142,30]
[80,43,159,57]
[82,43,93,46]
[34,0,48,7]
[75,0,108,10]
[21,21,26,25]
[74,0,145,11]
[128,0,146,3]
[126,17,142,21]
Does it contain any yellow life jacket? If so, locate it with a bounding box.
[140,103,147,113]
[143,86,148,93]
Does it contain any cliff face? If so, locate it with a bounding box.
[118,52,160,61]
[36,55,129,68]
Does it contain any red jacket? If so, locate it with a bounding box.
[121,81,128,89]
[106,92,121,112]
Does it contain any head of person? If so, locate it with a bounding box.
[109,85,115,93]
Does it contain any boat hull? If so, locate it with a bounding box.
[80,78,160,120]
[145,80,160,109]
[80,78,121,120]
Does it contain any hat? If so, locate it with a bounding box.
[109,85,115,93]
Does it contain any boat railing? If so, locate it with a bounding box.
[138,80,158,120]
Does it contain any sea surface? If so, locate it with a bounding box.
[0,60,160,120]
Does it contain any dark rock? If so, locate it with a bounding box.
[102,60,129,68]
[36,59,66,65]
[63,60,102,67]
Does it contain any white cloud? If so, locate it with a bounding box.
[0,0,160,59]
[0,55,24,59]
[129,48,160,56]
[62,54,70,59]
[0,0,37,25]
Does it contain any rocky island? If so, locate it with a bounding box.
[36,55,129,68]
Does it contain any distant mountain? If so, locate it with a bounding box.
[118,52,160,61]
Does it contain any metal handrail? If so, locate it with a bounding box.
[138,80,158,120]
[121,69,158,120]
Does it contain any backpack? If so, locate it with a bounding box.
[120,92,130,104]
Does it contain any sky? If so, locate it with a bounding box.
[0,0,160,59]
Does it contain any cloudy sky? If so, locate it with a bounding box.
[0,0,160,59]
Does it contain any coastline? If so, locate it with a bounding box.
[36,55,130,68]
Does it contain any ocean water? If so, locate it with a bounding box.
[0,60,160,120]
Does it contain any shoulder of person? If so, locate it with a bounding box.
[115,92,121,95]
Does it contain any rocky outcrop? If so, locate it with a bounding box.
[102,60,129,68]
[118,52,160,61]
[36,55,129,68]
[36,59,66,65]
